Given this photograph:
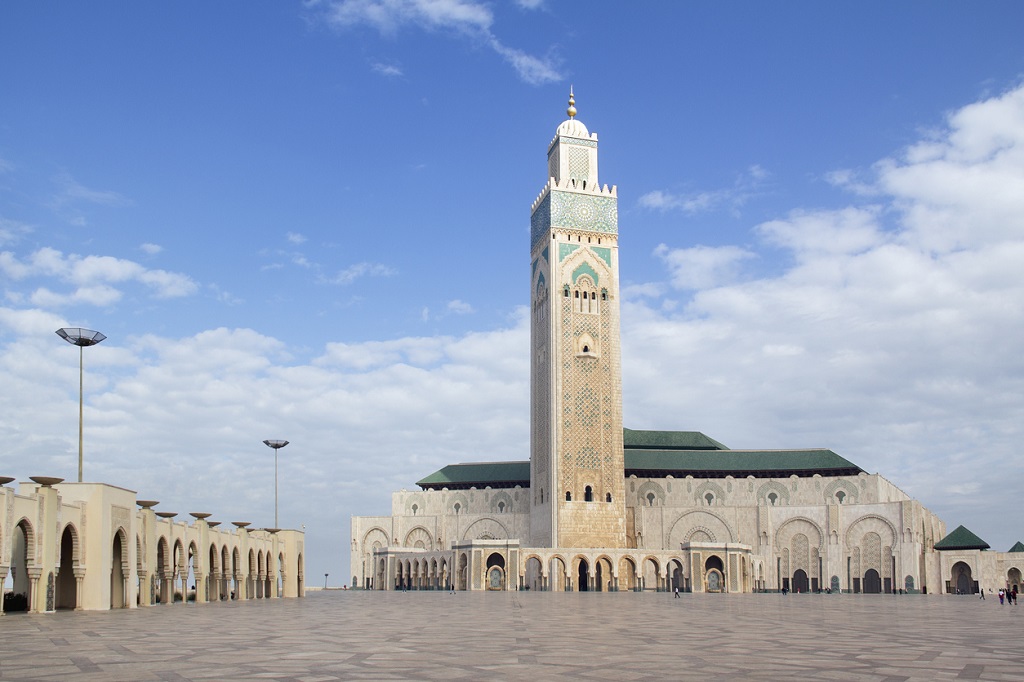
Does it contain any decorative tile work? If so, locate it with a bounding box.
[531,191,618,247]
[591,246,611,266]
[558,243,580,261]
[560,136,597,148]
[571,261,598,286]
[568,147,589,182]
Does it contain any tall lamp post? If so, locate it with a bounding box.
[263,439,289,528]
[56,327,106,482]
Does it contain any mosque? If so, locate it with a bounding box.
[349,92,1023,595]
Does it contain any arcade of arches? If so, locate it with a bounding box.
[2,479,304,613]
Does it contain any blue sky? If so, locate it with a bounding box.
[2,1,1024,584]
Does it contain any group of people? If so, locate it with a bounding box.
[992,586,1018,604]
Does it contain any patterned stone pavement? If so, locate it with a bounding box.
[1,591,1022,681]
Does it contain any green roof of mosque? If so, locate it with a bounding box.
[416,461,530,489]
[416,429,864,490]
[622,448,862,478]
[934,525,991,551]
[623,428,728,451]
[1008,541,1024,553]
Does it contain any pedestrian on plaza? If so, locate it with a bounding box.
[1012,587,1018,605]
[979,587,985,600]
[998,588,1005,604]
[674,586,680,598]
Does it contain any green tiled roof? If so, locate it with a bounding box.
[934,525,990,551]
[1008,541,1024,553]
[623,448,862,478]
[416,428,864,489]
[623,428,728,451]
[417,462,529,489]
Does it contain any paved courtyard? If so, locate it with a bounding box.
[1,591,1022,681]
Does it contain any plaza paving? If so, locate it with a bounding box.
[1,591,1022,681]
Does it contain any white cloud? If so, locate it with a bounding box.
[446,299,474,315]
[0,247,198,303]
[327,261,396,284]
[371,61,403,77]
[0,218,31,247]
[322,0,562,85]
[638,166,769,215]
[653,243,755,290]
[286,232,307,244]
[52,172,130,208]
[139,243,163,255]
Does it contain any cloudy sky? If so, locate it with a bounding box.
[2,1,1023,584]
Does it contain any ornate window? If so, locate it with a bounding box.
[584,486,594,502]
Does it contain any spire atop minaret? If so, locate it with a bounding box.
[567,86,577,119]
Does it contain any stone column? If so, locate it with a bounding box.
[28,568,42,613]
[138,570,151,606]
[0,567,7,616]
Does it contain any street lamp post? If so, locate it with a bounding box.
[56,328,106,482]
[324,573,329,589]
[262,439,289,528]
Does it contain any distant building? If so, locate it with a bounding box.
[350,92,1021,595]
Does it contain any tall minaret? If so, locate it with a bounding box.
[529,90,625,549]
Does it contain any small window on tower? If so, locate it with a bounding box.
[646,492,656,506]
[584,486,593,502]
[565,491,572,502]
[606,492,612,503]
[705,492,715,506]
[411,504,418,515]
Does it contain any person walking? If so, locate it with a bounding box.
[674,586,680,598]
[980,586,985,600]
[998,588,1005,604]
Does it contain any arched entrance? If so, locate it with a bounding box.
[525,557,543,591]
[863,568,882,594]
[577,558,590,592]
[643,557,659,591]
[111,530,128,608]
[595,557,613,592]
[457,553,468,591]
[486,552,505,591]
[618,557,637,591]
[669,559,685,592]
[792,569,809,594]
[6,520,32,612]
[1007,568,1022,592]
[705,555,724,593]
[951,561,974,595]
[56,525,78,609]
[549,557,567,592]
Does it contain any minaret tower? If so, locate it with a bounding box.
[529,90,625,549]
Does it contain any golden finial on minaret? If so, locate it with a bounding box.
[567,86,576,119]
